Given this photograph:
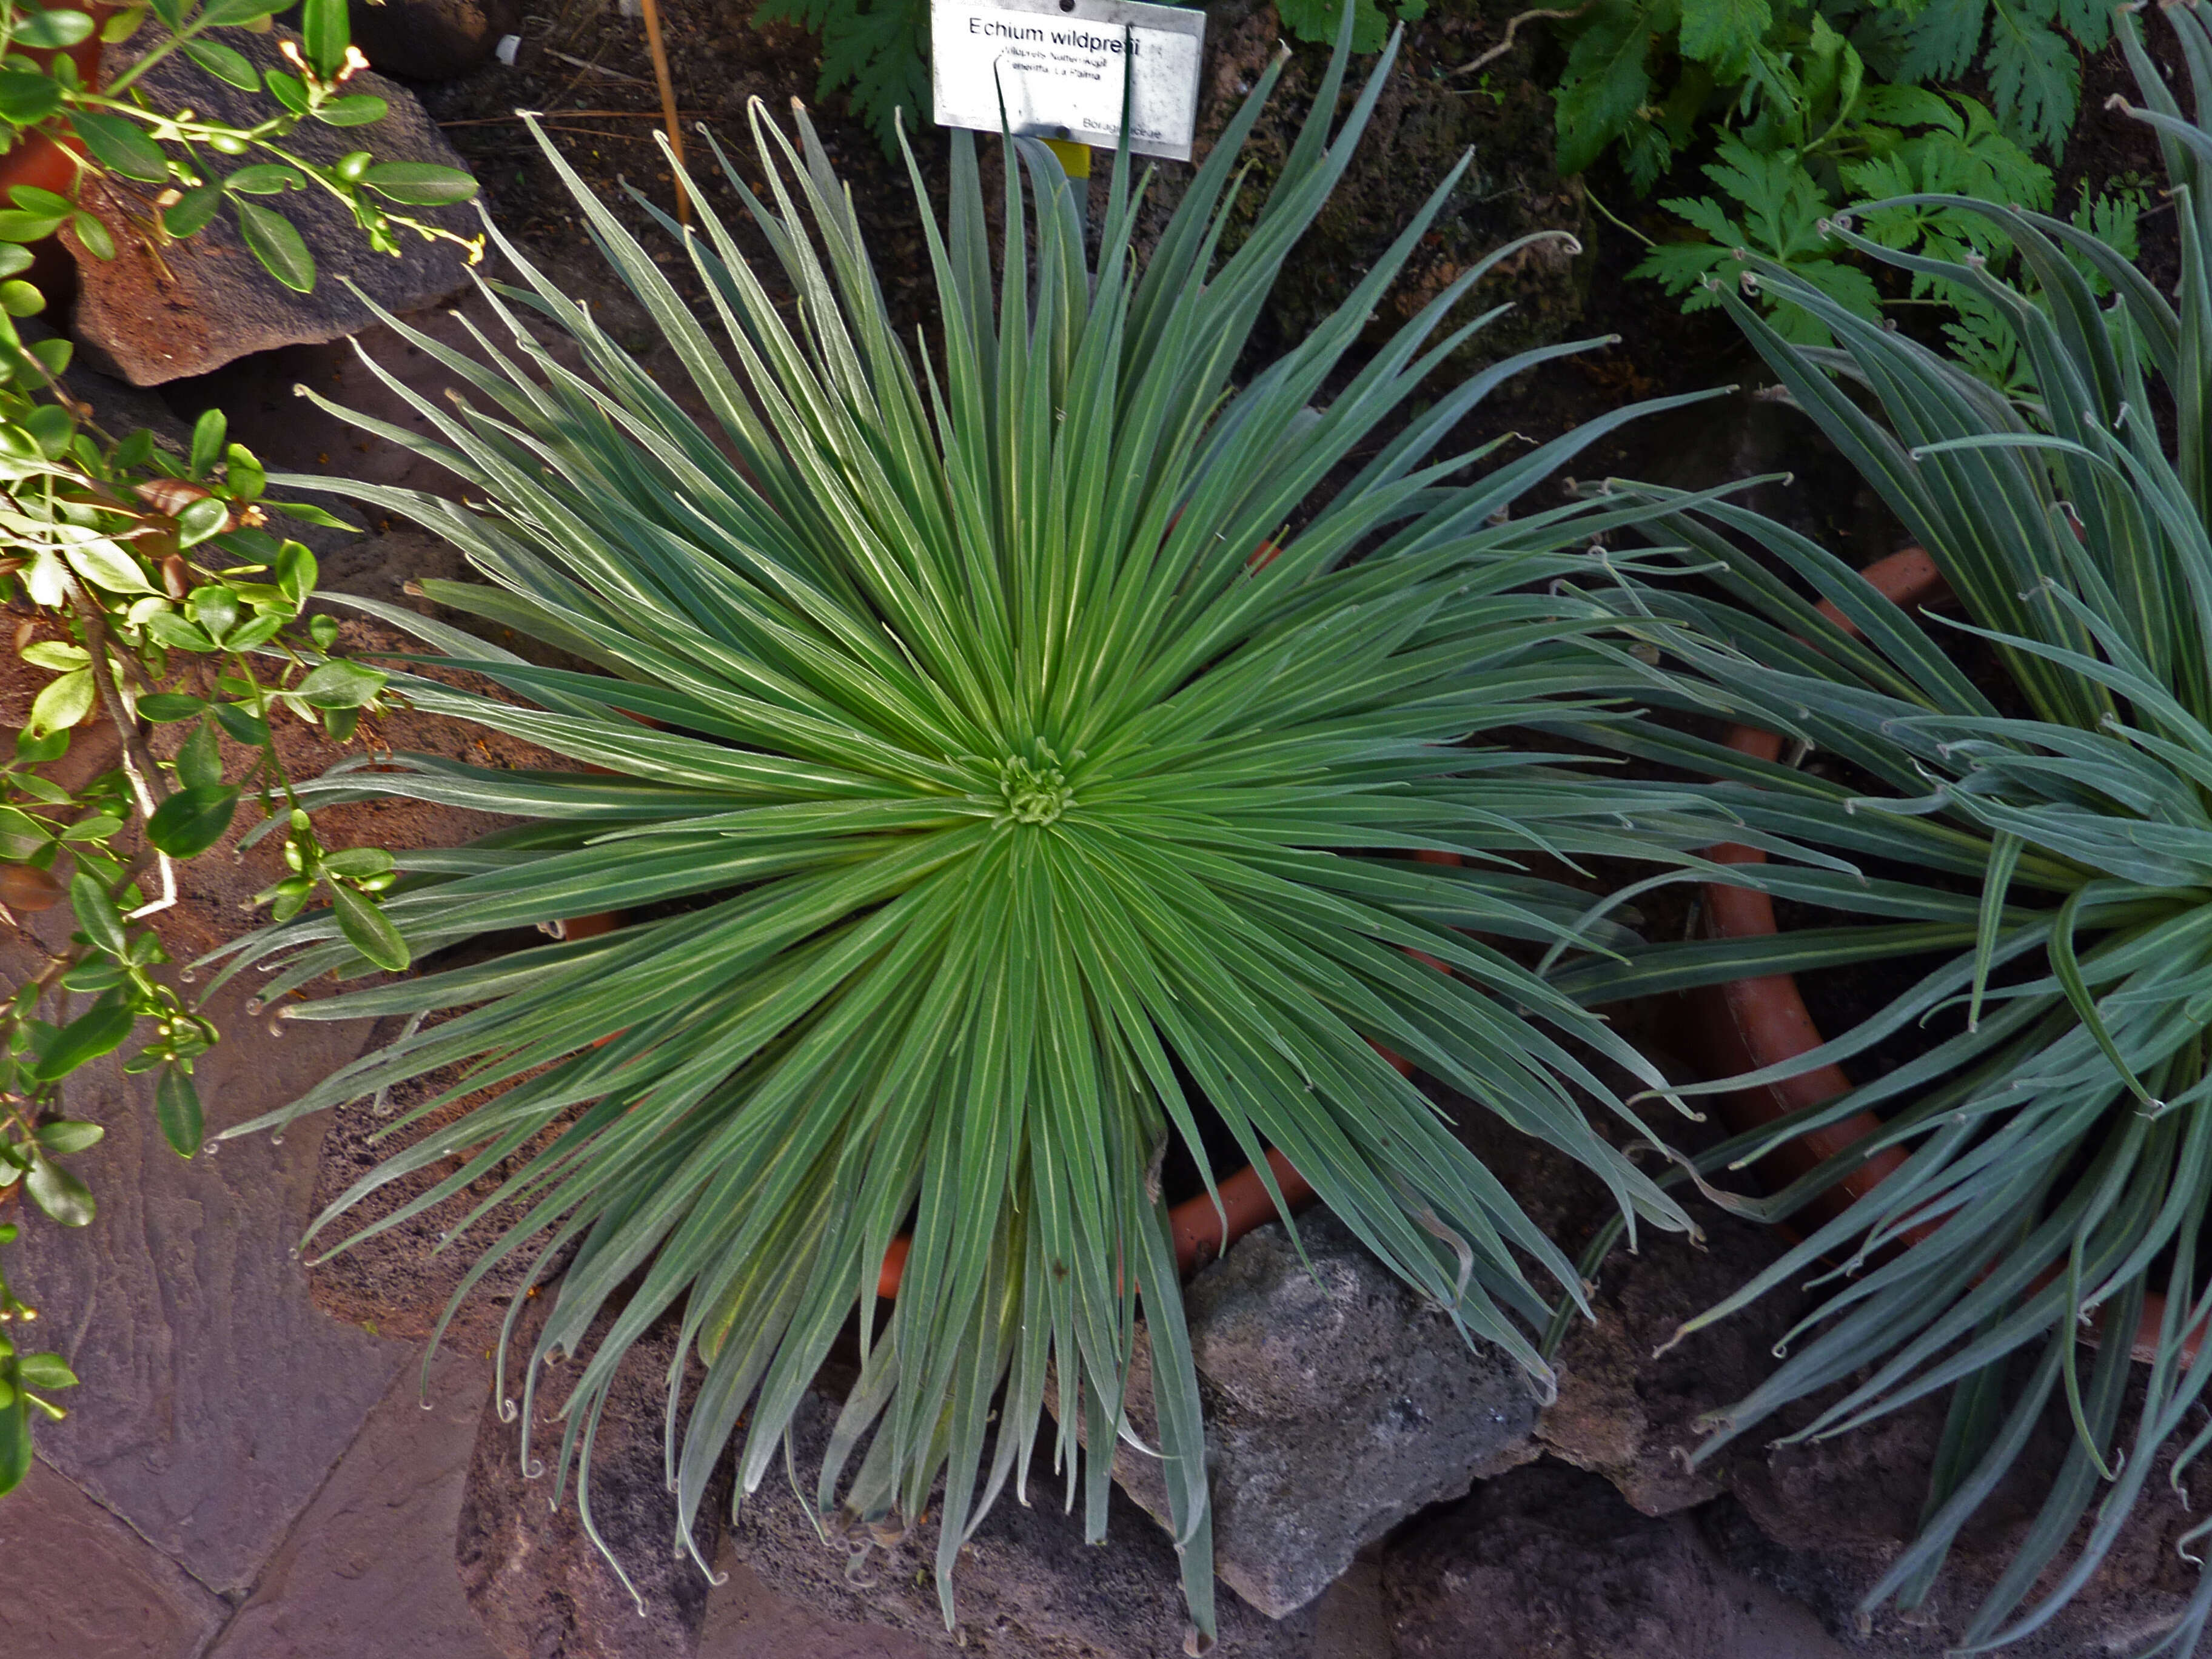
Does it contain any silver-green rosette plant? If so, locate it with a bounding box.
[206,13,1746,1638]
[1554,4,2212,1649]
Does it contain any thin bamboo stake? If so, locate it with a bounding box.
[636,0,689,223]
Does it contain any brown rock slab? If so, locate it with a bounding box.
[69,31,478,386]
[11,970,406,1595]
[724,1390,1316,1659]
[206,1344,504,1659]
[1382,1460,1857,1659]
[457,1302,732,1659]
[1102,1210,1541,1618]
[698,1562,938,1659]
[0,1458,227,1659]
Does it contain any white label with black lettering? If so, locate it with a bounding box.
[930,0,1205,162]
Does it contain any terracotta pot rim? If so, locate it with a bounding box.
[1699,545,2179,1365]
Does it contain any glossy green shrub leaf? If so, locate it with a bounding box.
[234,200,314,292]
[147,785,239,857]
[16,1353,78,1390]
[71,112,170,184]
[69,871,127,959]
[312,95,388,128]
[13,6,96,47]
[0,209,66,244]
[183,38,260,90]
[27,669,91,736]
[221,164,306,196]
[293,659,384,708]
[24,1151,93,1223]
[188,407,226,478]
[163,181,223,238]
[328,883,407,971]
[155,1065,202,1156]
[138,692,208,722]
[175,495,229,549]
[301,0,349,76]
[31,998,132,1087]
[34,1120,102,1156]
[359,161,479,206]
[0,70,60,127]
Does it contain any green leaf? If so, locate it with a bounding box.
[0,70,62,127]
[35,1119,103,1156]
[163,181,223,239]
[196,0,287,24]
[175,494,229,549]
[138,691,208,722]
[12,6,96,48]
[301,0,349,78]
[175,719,223,789]
[233,200,315,293]
[183,38,261,91]
[0,804,49,859]
[313,95,389,129]
[226,443,266,503]
[0,209,66,244]
[70,112,171,185]
[69,210,114,261]
[294,659,386,709]
[221,164,306,196]
[1983,0,2077,154]
[32,996,134,1085]
[1679,0,1771,69]
[211,701,269,746]
[0,1392,28,1496]
[69,869,127,958]
[260,67,309,117]
[15,1353,78,1390]
[273,538,313,601]
[146,785,239,857]
[329,883,409,971]
[265,499,360,531]
[142,609,214,652]
[27,669,92,736]
[321,846,394,880]
[358,161,480,207]
[1554,0,1654,176]
[189,407,226,478]
[0,243,32,278]
[20,640,87,671]
[24,1150,93,1223]
[155,1065,202,1156]
[0,278,42,317]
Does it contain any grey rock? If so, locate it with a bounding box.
[12,963,405,1596]
[350,0,521,81]
[457,1301,731,1659]
[724,1390,1317,1659]
[1381,1460,1858,1659]
[207,1344,504,1659]
[0,1458,227,1659]
[1107,1210,1543,1619]
[69,30,478,386]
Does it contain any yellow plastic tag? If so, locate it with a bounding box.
[1043,138,1093,179]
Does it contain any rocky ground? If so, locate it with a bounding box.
[2,1,2201,1657]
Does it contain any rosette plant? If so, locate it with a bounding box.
[1552,4,2212,1647]
[207,13,1732,1636]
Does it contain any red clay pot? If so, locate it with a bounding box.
[1695,546,2184,1365]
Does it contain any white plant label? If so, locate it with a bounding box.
[931,0,1206,162]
